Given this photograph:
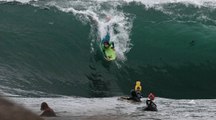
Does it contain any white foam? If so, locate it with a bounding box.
[10,97,140,116]
[188,100,196,104]
[94,0,216,8]
[4,0,216,7]
[0,0,37,3]
[8,96,216,119]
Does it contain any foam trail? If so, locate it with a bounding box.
[97,0,216,8]
[31,0,134,61]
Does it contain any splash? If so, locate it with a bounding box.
[29,0,134,61]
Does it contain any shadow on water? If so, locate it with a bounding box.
[86,50,112,97]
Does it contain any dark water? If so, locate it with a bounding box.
[0,0,216,98]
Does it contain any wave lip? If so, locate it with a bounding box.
[2,0,216,7]
[0,0,37,3]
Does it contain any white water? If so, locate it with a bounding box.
[7,96,216,120]
[2,0,216,7]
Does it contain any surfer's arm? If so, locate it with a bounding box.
[103,49,106,55]
[110,42,114,49]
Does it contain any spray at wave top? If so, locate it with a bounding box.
[29,0,134,61]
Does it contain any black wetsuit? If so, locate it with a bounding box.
[144,99,157,111]
[127,89,142,102]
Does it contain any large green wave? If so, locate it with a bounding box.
[0,1,216,98]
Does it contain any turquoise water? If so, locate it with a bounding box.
[0,0,216,98]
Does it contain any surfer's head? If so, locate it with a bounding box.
[104,42,109,48]
[40,102,49,110]
[136,86,141,93]
[148,93,155,100]
[135,81,142,92]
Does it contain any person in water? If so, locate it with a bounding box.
[102,27,115,48]
[102,28,115,59]
[144,93,158,111]
[127,81,143,102]
[103,41,115,50]
[40,102,56,117]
